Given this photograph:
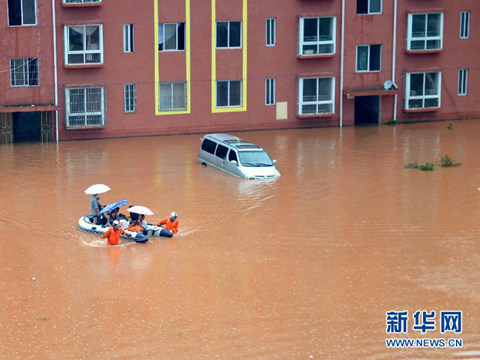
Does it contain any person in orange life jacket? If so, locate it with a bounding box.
[157,212,179,234]
[102,220,128,245]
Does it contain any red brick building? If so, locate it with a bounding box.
[0,0,478,143]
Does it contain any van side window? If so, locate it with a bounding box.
[228,150,238,162]
[215,144,228,159]
[201,138,217,154]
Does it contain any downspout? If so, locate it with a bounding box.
[339,0,345,127]
[392,0,398,121]
[52,0,59,142]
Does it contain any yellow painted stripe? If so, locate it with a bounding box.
[155,0,191,116]
[211,0,247,113]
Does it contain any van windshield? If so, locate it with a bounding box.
[238,151,273,167]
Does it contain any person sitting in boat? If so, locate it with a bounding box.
[156,212,179,235]
[126,218,144,233]
[118,213,129,230]
[107,208,120,226]
[89,194,101,223]
[128,205,139,223]
[102,220,128,245]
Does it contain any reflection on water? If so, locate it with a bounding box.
[1,121,480,359]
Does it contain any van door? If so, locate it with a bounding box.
[199,138,218,165]
[225,149,243,177]
[214,144,229,168]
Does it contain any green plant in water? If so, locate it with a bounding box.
[439,154,462,167]
[386,120,397,126]
[418,162,435,171]
[447,123,454,130]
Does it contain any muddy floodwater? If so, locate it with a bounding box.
[1,121,480,359]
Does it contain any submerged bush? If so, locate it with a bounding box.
[439,154,461,167]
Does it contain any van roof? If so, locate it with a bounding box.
[205,133,263,150]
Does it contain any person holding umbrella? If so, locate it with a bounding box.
[90,194,101,223]
[85,184,111,224]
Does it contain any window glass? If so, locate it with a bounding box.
[215,144,228,159]
[230,81,241,106]
[202,139,217,154]
[229,21,241,47]
[228,150,238,162]
[216,22,228,47]
[370,45,381,71]
[357,46,368,71]
[22,0,36,24]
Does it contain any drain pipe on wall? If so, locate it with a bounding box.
[392,0,398,122]
[339,0,345,127]
[52,0,59,142]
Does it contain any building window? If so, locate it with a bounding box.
[159,82,187,111]
[65,87,105,127]
[158,23,185,51]
[299,17,336,55]
[357,0,381,15]
[458,69,468,96]
[8,0,36,26]
[124,83,136,113]
[123,24,134,53]
[405,72,441,109]
[298,77,335,115]
[460,11,470,39]
[9,58,38,87]
[64,25,103,65]
[407,13,443,51]
[216,80,242,107]
[356,44,381,72]
[266,18,276,46]
[216,21,242,48]
[266,78,275,106]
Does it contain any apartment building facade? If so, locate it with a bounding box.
[0,0,478,143]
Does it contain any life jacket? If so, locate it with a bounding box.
[157,217,179,234]
[126,225,143,232]
[102,227,125,245]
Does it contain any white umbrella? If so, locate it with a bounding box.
[84,184,111,195]
[127,205,154,216]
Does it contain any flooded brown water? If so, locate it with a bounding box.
[1,121,480,359]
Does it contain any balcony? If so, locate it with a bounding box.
[62,0,102,8]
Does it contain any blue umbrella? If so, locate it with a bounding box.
[99,198,128,215]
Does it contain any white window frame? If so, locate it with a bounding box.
[407,13,443,51]
[65,87,106,127]
[124,83,136,113]
[460,11,470,39]
[216,21,242,49]
[357,0,382,15]
[216,80,242,108]
[405,72,442,110]
[266,18,276,47]
[158,23,185,52]
[356,44,381,72]
[9,57,39,87]
[265,78,276,106]
[123,24,134,53]
[298,17,336,56]
[7,0,37,26]
[158,82,187,111]
[63,0,102,3]
[64,24,104,65]
[298,77,335,115]
[458,69,468,96]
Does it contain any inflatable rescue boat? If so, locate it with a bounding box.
[78,216,173,242]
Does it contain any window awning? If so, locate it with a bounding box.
[0,105,58,113]
[343,88,400,99]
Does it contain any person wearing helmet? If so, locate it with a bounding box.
[156,212,179,235]
[102,219,127,245]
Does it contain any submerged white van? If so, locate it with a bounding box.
[198,134,281,179]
